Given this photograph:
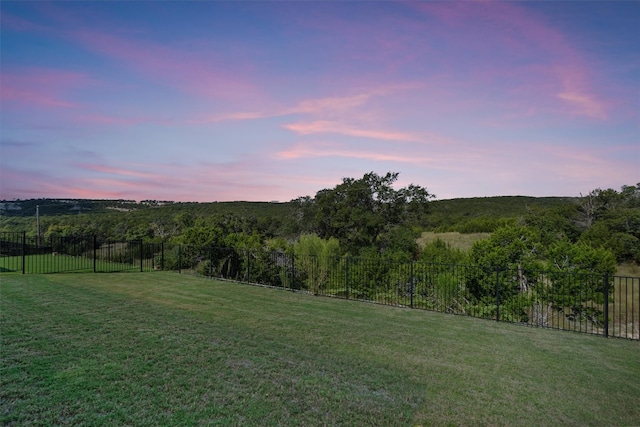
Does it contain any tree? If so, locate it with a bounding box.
[545,239,616,324]
[522,204,581,245]
[467,225,543,305]
[181,225,223,249]
[300,172,434,255]
[576,187,622,230]
[575,185,640,263]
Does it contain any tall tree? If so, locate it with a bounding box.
[300,172,434,254]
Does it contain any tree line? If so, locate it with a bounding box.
[2,173,638,270]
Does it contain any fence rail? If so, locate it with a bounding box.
[1,232,638,340]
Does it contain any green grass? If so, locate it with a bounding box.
[0,254,141,274]
[2,272,639,426]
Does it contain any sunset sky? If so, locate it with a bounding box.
[1,1,638,202]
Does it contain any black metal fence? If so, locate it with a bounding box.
[154,243,640,341]
[0,232,163,273]
[2,232,638,340]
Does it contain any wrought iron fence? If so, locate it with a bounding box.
[0,232,163,273]
[1,232,637,340]
[169,245,639,340]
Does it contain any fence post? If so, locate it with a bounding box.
[209,247,214,278]
[603,273,610,338]
[290,253,295,292]
[161,241,165,271]
[345,257,349,300]
[93,235,97,273]
[245,249,250,283]
[178,245,182,274]
[495,268,500,322]
[21,231,26,275]
[140,240,144,272]
[410,261,415,309]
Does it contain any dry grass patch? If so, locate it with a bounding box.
[417,231,490,251]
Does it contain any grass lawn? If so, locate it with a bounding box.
[0,254,142,274]
[1,272,639,426]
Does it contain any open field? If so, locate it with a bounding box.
[1,272,639,426]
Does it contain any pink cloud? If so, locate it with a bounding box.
[74,114,153,126]
[70,28,259,103]
[411,2,611,121]
[556,92,607,120]
[0,11,50,32]
[4,6,265,109]
[276,143,431,164]
[292,93,372,115]
[192,92,369,124]
[76,163,163,180]
[1,68,90,109]
[189,85,415,124]
[282,120,423,142]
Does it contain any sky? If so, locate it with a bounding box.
[1,1,638,202]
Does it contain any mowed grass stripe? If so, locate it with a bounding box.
[1,273,639,426]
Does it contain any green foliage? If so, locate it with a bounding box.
[222,231,264,250]
[419,238,468,264]
[545,240,616,323]
[579,210,640,263]
[546,240,617,275]
[469,226,543,268]
[181,226,222,249]
[4,183,638,278]
[451,216,516,233]
[44,224,75,239]
[425,196,575,232]
[413,264,470,313]
[377,226,421,261]
[294,234,341,294]
[300,172,434,255]
[522,204,582,244]
[464,226,544,323]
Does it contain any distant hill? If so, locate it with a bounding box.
[0,198,294,220]
[1,196,579,234]
[425,196,579,231]
[0,199,139,216]
[1,196,577,219]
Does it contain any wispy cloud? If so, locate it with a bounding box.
[556,92,607,120]
[76,163,163,180]
[282,121,422,142]
[74,114,155,126]
[190,85,416,124]
[1,68,90,109]
[70,28,259,103]
[276,143,430,163]
[411,1,611,122]
[2,2,635,201]
[0,11,50,32]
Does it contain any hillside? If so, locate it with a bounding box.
[0,195,580,238]
[425,196,578,231]
[1,195,577,220]
[0,199,293,219]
